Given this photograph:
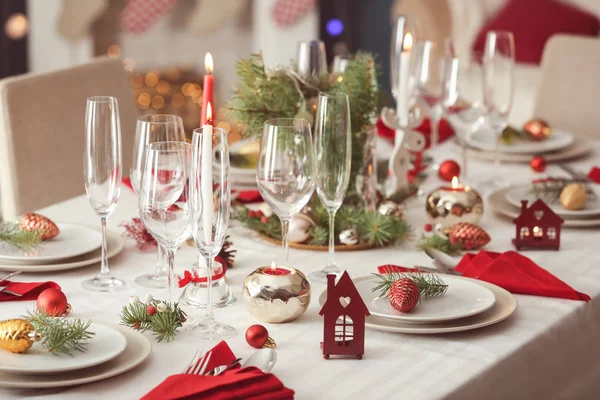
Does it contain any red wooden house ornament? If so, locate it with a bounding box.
[512,199,564,250]
[319,271,370,360]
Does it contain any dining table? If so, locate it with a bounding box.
[1,140,599,400]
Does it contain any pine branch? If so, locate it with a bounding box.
[417,234,460,255]
[0,223,42,250]
[372,271,448,301]
[309,225,328,245]
[120,300,186,343]
[25,310,94,356]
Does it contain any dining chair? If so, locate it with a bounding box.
[0,57,139,220]
[533,34,600,141]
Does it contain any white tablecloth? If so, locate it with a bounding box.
[1,142,599,400]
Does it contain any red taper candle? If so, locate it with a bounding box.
[200,52,214,126]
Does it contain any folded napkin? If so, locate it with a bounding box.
[378,251,590,301]
[142,341,294,400]
[234,190,262,204]
[0,280,61,302]
[588,166,600,183]
[376,117,455,149]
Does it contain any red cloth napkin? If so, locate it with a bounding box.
[142,341,294,400]
[376,117,455,149]
[235,190,262,204]
[588,167,600,183]
[0,281,61,302]
[378,251,590,301]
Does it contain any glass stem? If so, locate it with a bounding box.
[99,216,110,277]
[431,115,440,149]
[165,248,175,304]
[281,219,290,264]
[327,210,337,266]
[154,245,168,277]
[204,254,215,320]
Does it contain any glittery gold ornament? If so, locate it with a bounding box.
[377,201,403,218]
[559,183,587,210]
[0,319,41,354]
[523,118,552,141]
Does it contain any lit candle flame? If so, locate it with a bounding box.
[451,176,459,189]
[205,52,213,74]
[206,102,212,123]
[270,261,277,272]
[403,33,413,51]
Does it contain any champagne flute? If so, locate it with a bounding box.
[413,40,449,151]
[138,142,191,302]
[309,93,351,283]
[482,31,515,189]
[442,53,486,182]
[130,114,186,288]
[257,119,316,264]
[186,127,235,339]
[83,96,126,292]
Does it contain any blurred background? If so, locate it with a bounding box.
[2,0,599,133]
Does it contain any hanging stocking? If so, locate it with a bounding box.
[186,0,248,35]
[121,0,179,34]
[57,0,108,40]
[271,0,316,27]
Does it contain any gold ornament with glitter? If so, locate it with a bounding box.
[560,183,587,210]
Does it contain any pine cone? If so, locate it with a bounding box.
[388,278,419,313]
[19,213,59,241]
[217,235,236,270]
[448,222,490,250]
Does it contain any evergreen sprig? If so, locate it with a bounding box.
[372,271,448,301]
[25,310,94,356]
[0,223,42,250]
[417,234,461,255]
[120,300,186,343]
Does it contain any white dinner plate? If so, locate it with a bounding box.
[467,128,574,154]
[0,229,124,272]
[505,184,600,217]
[319,277,517,334]
[355,275,496,323]
[0,323,127,374]
[467,138,592,163]
[0,322,151,388]
[0,224,101,263]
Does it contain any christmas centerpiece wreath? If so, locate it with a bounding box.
[228,52,411,250]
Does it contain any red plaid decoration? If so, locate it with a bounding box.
[121,0,179,34]
[272,0,316,27]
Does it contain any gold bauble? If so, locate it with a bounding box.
[288,214,315,244]
[560,183,587,210]
[425,186,484,228]
[523,118,552,141]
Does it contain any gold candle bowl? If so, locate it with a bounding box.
[426,181,484,228]
[242,265,311,323]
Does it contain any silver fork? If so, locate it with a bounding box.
[183,350,212,375]
[0,271,23,296]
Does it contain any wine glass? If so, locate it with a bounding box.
[138,142,191,303]
[482,31,515,189]
[442,53,486,182]
[130,114,186,289]
[257,119,316,264]
[83,96,126,292]
[186,127,235,339]
[309,93,351,283]
[413,40,449,150]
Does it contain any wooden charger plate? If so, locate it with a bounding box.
[257,233,377,252]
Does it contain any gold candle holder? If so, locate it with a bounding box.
[426,177,484,228]
[242,262,311,323]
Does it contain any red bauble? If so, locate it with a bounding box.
[388,278,420,313]
[448,222,491,250]
[438,160,461,182]
[146,305,157,316]
[530,156,546,172]
[245,324,276,348]
[423,223,433,232]
[19,213,60,241]
[36,288,68,316]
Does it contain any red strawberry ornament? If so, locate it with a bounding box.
[388,278,420,313]
[19,213,60,241]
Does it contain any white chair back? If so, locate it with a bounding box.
[0,57,139,220]
[534,34,600,141]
